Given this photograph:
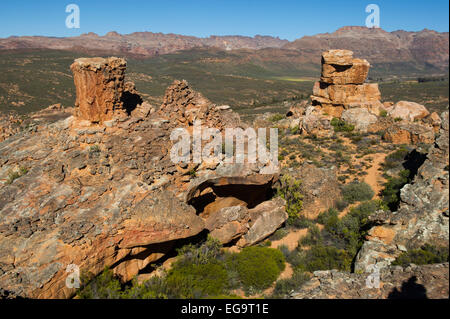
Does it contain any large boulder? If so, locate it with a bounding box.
[383,122,435,144]
[341,107,378,132]
[387,101,430,122]
[237,197,288,247]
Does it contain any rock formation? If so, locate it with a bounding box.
[311,49,383,117]
[355,111,449,273]
[0,58,285,298]
[292,263,449,299]
[71,57,129,123]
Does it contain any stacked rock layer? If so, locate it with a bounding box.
[311,49,383,117]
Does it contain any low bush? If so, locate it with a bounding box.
[77,268,123,299]
[316,208,339,225]
[6,166,28,185]
[166,261,229,298]
[392,244,449,267]
[269,228,290,241]
[226,246,285,291]
[277,175,303,221]
[272,269,310,298]
[341,181,374,204]
[300,245,353,272]
[381,169,411,211]
[331,118,355,132]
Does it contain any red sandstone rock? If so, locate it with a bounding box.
[71,57,128,123]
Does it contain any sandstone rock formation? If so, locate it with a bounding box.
[71,57,129,123]
[355,111,449,273]
[292,263,449,299]
[383,122,435,144]
[0,58,285,298]
[311,50,383,117]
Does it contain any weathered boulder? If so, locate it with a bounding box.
[300,106,333,137]
[383,122,435,144]
[295,163,340,219]
[341,107,378,132]
[387,101,430,122]
[206,206,250,244]
[237,197,288,247]
[321,58,370,85]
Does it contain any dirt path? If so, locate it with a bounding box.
[363,152,387,199]
[270,228,309,251]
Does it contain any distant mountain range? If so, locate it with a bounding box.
[1,26,448,71]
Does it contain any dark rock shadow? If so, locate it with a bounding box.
[388,276,428,299]
[121,91,143,116]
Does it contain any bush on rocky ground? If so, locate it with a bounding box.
[392,244,449,267]
[341,181,375,204]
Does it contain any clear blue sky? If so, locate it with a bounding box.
[0,0,448,40]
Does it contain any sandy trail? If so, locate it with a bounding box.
[363,152,387,199]
[270,228,309,251]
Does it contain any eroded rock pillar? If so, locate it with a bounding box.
[71,57,127,122]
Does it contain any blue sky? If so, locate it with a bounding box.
[0,0,448,40]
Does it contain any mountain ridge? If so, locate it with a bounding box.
[1,26,448,71]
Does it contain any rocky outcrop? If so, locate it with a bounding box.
[311,50,383,117]
[291,263,449,299]
[295,163,340,219]
[299,106,333,137]
[71,57,129,123]
[355,111,449,273]
[0,58,285,298]
[383,122,435,144]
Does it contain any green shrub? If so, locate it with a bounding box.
[176,236,222,265]
[166,261,229,298]
[316,208,339,225]
[277,175,303,221]
[383,146,410,170]
[341,181,375,204]
[269,114,284,122]
[77,268,123,299]
[379,110,388,117]
[227,246,285,291]
[330,118,355,132]
[300,245,353,272]
[269,228,290,241]
[272,269,310,298]
[6,166,28,185]
[121,276,170,299]
[288,215,314,229]
[381,169,411,211]
[299,224,323,247]
[392,244,449,267]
